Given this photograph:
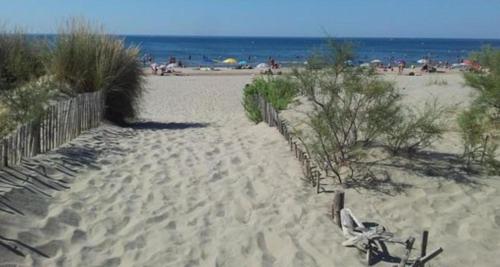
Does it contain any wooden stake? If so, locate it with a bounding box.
[419,247,443,266]
[399,237,416,267]
[421,231,429,258]
[332,191,345,228]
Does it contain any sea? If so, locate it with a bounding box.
[122,36,500,67]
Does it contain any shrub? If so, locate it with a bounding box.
[242,76,298,123]
[242,83,262,123]
[294,41,445,184]
[49,19,144,125]
[464,46,500,115]
[0,77,58,122]
[0,28,46,91]
[384,101,446,154]
[294,42,406,183]
[0,76,60,138]
[458,106,499,173]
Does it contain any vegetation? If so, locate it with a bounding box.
[0,27,49,137]
[464,47,500,115]
[243,76,298,123]
[0,28,46,92]
[49,19,144,124]
[384,101,446,154]
[457,107,498,172]
[0,19,145,140]
[291,40,445,184]
[456,47,500,173]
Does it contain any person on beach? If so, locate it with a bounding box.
[398,60,405,74]
[150,63,159,75]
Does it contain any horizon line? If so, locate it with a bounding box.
[27,33,500,41]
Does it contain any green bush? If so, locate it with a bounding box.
[294,42,407,183]
[49,19,144,125]
[0,28,46,91]
[243,76,298,123]
[458,106,499,173]
[384,101,446,154]
[0,76,60,138]
[464,46,500,114]
[293,41,446,184]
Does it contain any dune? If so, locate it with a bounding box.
[280,72,500,266]
[0,75,362,266]
[1,72,499,266]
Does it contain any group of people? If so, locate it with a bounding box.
[267,57,280,69]
[150,56,186,75]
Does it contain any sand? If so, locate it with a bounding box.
[1,72,499,266]
[0,75,361,267]
[280,72,500,266]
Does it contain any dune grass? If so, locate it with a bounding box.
[49,19,144,125]
[0,27,46,91]
[0,27,49,137]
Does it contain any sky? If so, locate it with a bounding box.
[0,0,499,39]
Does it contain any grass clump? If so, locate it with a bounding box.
[49,19,144,125]
[243,76,298,123]
[0,27,46,92]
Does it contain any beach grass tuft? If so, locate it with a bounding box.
[0,27,46,91]
[49,19,144,125]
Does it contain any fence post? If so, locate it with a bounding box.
[332,191,345,228]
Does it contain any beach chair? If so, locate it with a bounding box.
[340,209,396,249]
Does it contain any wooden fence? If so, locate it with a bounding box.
[257,95,327,193]
[0,91,105,168]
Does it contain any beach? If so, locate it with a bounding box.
[1,71,500,266]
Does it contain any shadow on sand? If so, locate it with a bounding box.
[126,121,209,130]
[0,120,211,260]
[336,149,482,196]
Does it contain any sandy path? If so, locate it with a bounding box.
[0,76,359,267]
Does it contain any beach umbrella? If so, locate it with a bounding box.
[238,60,248,65]
[256,63,269,69]
[223,58,238,64]
[370,59,382,64]
[417,59,428,64]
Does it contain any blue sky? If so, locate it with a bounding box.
[1,0,499,38]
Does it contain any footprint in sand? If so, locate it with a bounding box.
[57,209,81,227]
[71,229,87,244]
[231,156,242,165]
[233,197,253,224]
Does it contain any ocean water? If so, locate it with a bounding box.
[123,36,500,67]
